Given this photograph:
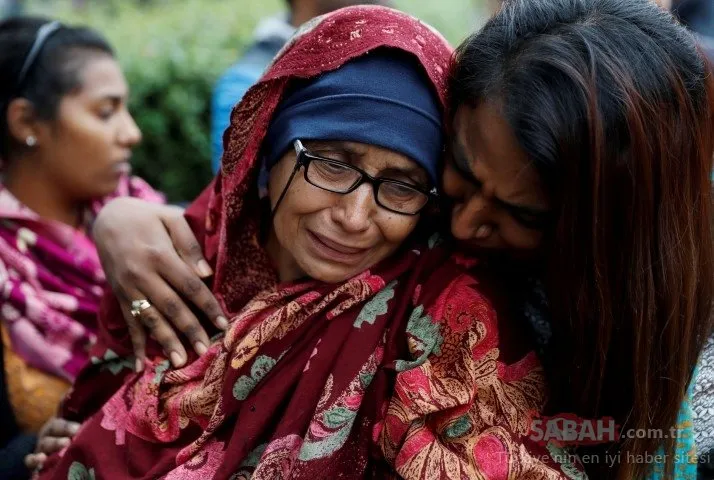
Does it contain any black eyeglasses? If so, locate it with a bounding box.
[293,139,437,216]
[15,21,62,92]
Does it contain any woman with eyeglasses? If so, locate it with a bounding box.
[0,17,163,479]
[36,7,582,480]
[55,1,714,479]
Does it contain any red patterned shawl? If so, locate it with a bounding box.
[40,6,575,479]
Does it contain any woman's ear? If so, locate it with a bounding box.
[258,158,271,199]
[6,98,40,148]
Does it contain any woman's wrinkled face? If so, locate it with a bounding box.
[268,141,427,283]
[444,102,551,255]
[35,54,142,200]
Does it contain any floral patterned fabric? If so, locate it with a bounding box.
[39,7,577,480]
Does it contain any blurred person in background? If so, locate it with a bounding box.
[674,0,714,36]
[211,0,389,174]
[0,16,163,479]
[673,0,714,60]
[1,0,23,18]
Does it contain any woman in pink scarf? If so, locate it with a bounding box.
[0,16,162,478]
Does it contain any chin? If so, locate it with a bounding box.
[304,263,361,284]
[89,178,122,199]
[457,240,544,267]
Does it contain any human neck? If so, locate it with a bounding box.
[3,156,82,228]
[265,227,305,283]
[290,0,320,27]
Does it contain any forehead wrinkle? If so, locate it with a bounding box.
[308,140,427,181]
[506,159,541,199]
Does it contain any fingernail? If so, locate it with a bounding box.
[135,358,144,373]
[197,259,213,278]
[69,423,80,435]
[476,225,492,239]
[169,351,185,367]
[216,316,229,330]
[59,438,71,447]
[194,342,208,355]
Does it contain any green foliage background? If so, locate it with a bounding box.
[27,0,485,201]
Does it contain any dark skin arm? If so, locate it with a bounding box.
[92,198,228,369]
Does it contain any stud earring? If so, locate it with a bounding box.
[475,224,493,239]
[25,136,37,147]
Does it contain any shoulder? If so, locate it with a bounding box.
[382,267,558,479]
[415,263,500,349]
[397,260,545,404]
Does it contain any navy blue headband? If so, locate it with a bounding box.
[264,50,444,184]
[16,21,62,92]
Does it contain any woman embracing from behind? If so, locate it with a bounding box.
[448,0,714,477]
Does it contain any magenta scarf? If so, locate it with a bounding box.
[0,176,164,381]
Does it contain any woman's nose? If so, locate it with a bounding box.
[450,194,493,241]
[118,111,142,147]
[332,183,376,233]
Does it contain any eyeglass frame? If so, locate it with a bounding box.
[292,139,438,216]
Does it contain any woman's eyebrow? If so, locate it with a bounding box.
[379,165,429,184]
[99,95,123,106]
[494,196,551,217]
[307,141,429,182]
[305,141,363,156]
[88,85,128,101]
[452,138,549,214]
[451,138,480,185]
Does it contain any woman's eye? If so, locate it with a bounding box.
[98,107,115,120]
[322,162,349,174]
[512,211,549,230]
[384,183,417,198]
[312,160,352,179]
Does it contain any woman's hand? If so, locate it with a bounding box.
[93,198,228,369]
[24,418,80,471]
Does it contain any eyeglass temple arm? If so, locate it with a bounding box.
[293,139,305,157]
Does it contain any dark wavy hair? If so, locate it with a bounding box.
[452,0,714,477]
[0,16,113,159]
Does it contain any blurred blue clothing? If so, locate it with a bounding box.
[211,14,296,173]
[699,34,714,61]
[674,0,714,62]
[676,0,714,37]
